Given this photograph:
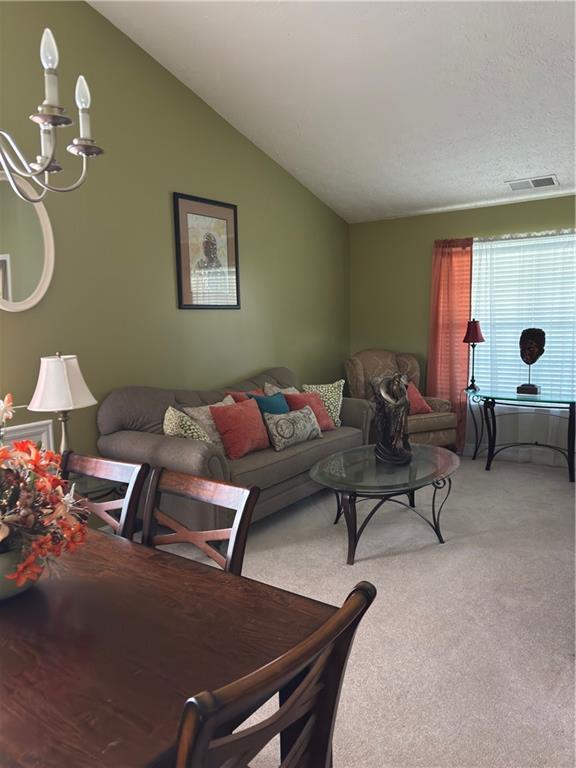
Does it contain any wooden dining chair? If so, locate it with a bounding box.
[147,580,376,768]
[60,451,150,540]
[141,469,260,576]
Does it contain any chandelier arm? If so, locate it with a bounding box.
[0,154,49,203]
[0,130,57,178]
[32,155,88,193]
[0,133,35,175]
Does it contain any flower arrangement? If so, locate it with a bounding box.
[0,393,14,440]
[0,411,88,587]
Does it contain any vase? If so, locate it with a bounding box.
[0,549,41,600]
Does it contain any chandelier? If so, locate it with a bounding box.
[0,29,103,204]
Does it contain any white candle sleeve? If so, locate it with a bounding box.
[79,110,92,139]
[44,71,59,106]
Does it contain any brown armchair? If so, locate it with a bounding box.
[345,349,457,448]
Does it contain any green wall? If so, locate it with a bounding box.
[0,2,349,453]
[1,1,574,454]
[350,196,575,385]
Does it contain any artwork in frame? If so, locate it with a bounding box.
[173,192,240,309]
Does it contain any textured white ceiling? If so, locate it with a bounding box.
[90,1,575,222]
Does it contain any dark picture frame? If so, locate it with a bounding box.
[173,192,240,309]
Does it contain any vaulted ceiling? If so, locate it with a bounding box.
[90,1,575,223]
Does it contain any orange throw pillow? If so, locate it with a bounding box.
[225,388,265,403]
[407,382,433,415]
[285,392,335,431]
[210,398,269,460]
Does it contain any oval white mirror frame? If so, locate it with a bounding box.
[0,172,55,312]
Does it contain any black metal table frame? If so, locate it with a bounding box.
[468,394,575,483]
[333,478,452,565]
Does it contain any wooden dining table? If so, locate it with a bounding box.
[0,530,336,768]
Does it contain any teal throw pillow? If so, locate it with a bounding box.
[248,392,290,415]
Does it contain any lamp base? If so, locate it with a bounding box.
[57,411,70,453]
[516,384,540,395]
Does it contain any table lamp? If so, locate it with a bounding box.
[28,353,96,452]
[463,319,485,392]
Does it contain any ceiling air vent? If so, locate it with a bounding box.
[506,175,559,192]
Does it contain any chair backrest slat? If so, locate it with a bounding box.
[156,470,251,511]
[142,468,259,576]
[159,581,376,768]
[61,451,149,539]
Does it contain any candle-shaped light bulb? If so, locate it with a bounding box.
[75,76,91,109]
[40,28,59,70]
[40,29,60,106]
[75,75,92,138]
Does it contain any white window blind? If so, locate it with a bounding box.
[471,232,576,396]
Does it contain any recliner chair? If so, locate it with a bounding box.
[345,349,457,448]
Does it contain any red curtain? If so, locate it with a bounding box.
[427,238,473,451]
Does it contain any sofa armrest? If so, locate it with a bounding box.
[424,397,452,414]
[97,431,230,481]
[340,397,374,443]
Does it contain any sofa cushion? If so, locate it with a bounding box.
[249,392,290,415]
[210,398,270,460]
[163,406,211,442]
[97,369,302,437]
[264,406,322,451]
[263,382,300,396]
[183,396,235,445]
[407,411,457,435]
[407,382,433,415]
[285,393,335,432]
[302,380,344,427]
[226,389,265,403]
[230,426,362,489]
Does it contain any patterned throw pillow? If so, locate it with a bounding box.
[182,395,235,445]
[302,380,344,427]
[263,382,300,396]
[264,406,322,452]
[163,406,211,442]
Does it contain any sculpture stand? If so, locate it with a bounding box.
[517,364,540,395]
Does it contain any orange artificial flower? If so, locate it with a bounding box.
[5,555,44,587]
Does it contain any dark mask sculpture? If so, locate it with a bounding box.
[517,328,545,394]
[372,373,412,465]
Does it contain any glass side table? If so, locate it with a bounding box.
[468,390,575,482]
[310,444,460,564]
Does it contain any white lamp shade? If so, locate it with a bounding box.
[28,355,96,412]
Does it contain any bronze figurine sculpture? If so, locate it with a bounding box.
[372,373,412,465]
[517,328,545,394]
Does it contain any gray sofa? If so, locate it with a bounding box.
[97,367,373,527]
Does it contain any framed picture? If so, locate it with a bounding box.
[173,192,240,309]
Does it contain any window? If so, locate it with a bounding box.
[471,232,576,397]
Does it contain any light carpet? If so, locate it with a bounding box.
[166,457,575,768]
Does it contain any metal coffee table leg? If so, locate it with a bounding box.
[333,491,343,524]
[341,492,358,565]
[430,477,451,543]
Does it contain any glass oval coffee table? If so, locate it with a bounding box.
[310,444,460,564]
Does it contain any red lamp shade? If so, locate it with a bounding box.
[463,319,485,344]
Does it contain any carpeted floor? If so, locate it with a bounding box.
[167,457,575,768]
